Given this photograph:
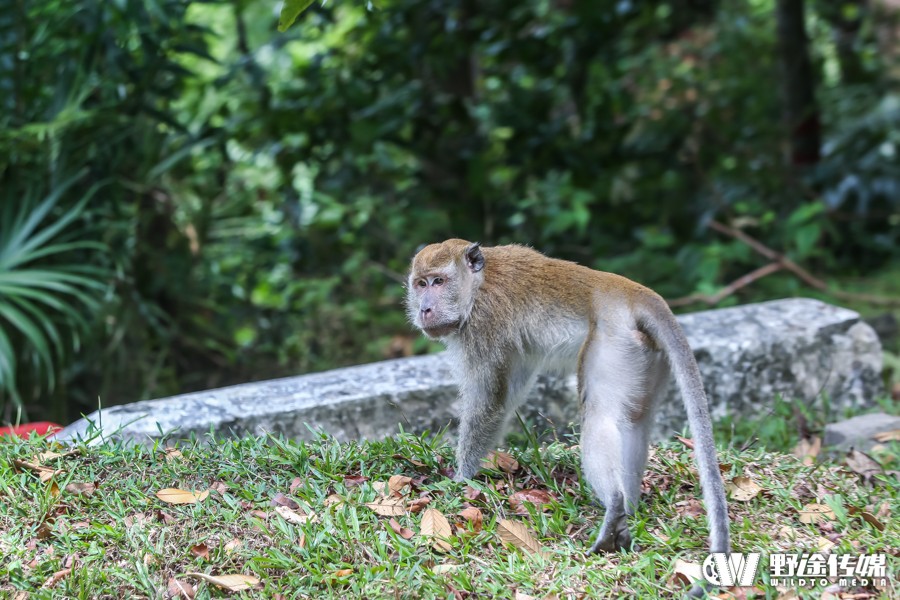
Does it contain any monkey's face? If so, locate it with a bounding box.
[405,239,485,339]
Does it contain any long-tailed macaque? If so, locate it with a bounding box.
[405,239,730,561]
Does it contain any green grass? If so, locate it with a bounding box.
[0,429,896,599]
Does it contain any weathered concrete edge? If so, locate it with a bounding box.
[57,298,884,445]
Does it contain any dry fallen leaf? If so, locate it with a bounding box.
[496,519,546,557]
[324,494,345,508]
[155,488,209,505]
[64,482,97,496]
[186,573,260,592]
[792,436,821,466]
[167,577,196,599]
[515,591,538,600]
[675,436,695,450]
[421,508,453,552]
[41,568,72,589]
[484,451,520,474]
[223,539,242,554]
[274,505,317,525]
[674,499,705,518]
[407,496,431,514]
[190,543,210,560]
[726,476,762,502]
[798,503,836,524]
[164,448,184,462]
[672,559,703,587]
[344,475,369,488]
[860,511,885,531]
[289,477,304,494]
[463,486,485,502]
[271,492,300,510]
[13,460,62,483]
[388,518,415,539]
[509,489,554,514]
[388,474,413,497]
[845,449,883,479]
[873,429,900,442]
[366,496,406,517]
[431,563,462,575]
[333,569,353,577]
[457,507,483,531]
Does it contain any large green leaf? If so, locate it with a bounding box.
[277,0,316,32]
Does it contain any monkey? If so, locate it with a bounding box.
[405,239,730,572]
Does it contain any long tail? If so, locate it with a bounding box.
[638,298,731,554]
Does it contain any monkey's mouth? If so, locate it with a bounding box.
[421,321,460,338]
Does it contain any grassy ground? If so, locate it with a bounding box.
[0,427,897,599]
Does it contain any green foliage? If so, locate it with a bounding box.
[278,0,318,32]
[0,0,897,420]
[0,178,106,420]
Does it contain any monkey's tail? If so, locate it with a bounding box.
[637,301,731,555]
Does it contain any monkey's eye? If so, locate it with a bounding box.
[432,277,444,286]
[416,279,427,288]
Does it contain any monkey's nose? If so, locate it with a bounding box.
[420,308,433,322]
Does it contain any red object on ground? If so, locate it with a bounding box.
[0,421,62,438]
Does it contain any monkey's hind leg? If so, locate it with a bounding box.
[582,331,667,554]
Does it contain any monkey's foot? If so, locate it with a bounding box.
[587,518,633,554]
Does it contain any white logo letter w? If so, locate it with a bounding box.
[702,553,761,586]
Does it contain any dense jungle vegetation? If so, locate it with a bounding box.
[1,0,898,424]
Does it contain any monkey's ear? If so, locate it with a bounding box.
[464,242,484,273]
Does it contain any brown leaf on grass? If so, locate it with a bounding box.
[289,477,304,494]
[496,519,546,557]
[388,518,415,539]
[271,492,299,510]
[483,451,519,474]
[463,486,485,502]
[671,558,702,587]
[333,569,353,578]
[157,510,176,525]
[798,503,836,524]
[123,511,150,528]
[674,499,705,518]
[167,577,196,599]
[388,474,413,497]
[457,507,483,531]
[13,460,63,483]
[344,475,369,488]
[164,447,184,462]
[509,489,555,514]
[324,494,344,508]
[845,449,883,480]
[515,592,537,600]
[224,539,242,554]
[792,436,821,466]
[143,552,157,566]
[860,511,885,531]
[40,568,72,588]
[155,488,209,505]
[431,563,462,575]
[64,482,97,496]
[421,508,453,552]
[366,496,406,517]
[876,501,891,520]
[725,476,762,501]
[36,449,80,463]
[250,510,269,520]
[190,543,210,560]
[209,481,228,495]
[408,496,431,514]
[675,436,695,450]
[873,429,900,442]
[274,505,317,525]
[186,573,260,592]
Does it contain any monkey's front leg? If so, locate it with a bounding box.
[453,399,508,480]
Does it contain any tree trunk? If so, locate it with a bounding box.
[775,0,821,166]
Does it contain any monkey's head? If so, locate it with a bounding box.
[405,239,485,339]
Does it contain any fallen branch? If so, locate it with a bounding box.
[708,219,900,307]
[668,262,783,308]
